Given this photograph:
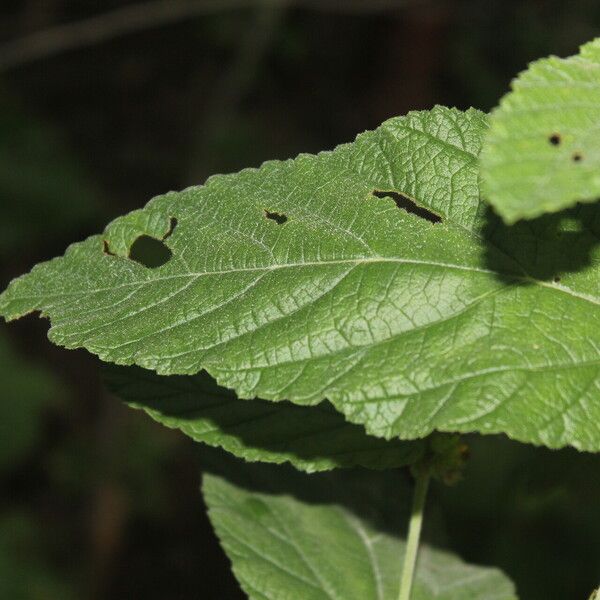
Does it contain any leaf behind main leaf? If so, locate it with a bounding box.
[481,38,600,222]
[2,106,600,452]
[105,365,423,473]
[204,471,518,600]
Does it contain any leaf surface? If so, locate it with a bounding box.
[203,472,518,600]
[2,106,600,451]
[105,366,423,473]
[481,38,600,222]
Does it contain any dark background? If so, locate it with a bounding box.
[0,1,599,598]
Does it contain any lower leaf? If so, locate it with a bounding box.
[203,472,518,600]
[105,365,423,473]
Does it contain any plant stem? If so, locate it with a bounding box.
[398,468,430,600]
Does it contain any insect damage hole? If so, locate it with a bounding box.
[128,215,177,268]
[372,191,442,224]
[164,216,178,239]
[128,236,173,268]
[548,133,561,146]
[264,209,288,225]
[102,240,115,256]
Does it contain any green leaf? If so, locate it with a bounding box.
[203,472,518,600]
[481,38,600,223]
[2,106,600,452]
[105,365,423,473]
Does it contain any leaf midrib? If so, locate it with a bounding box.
[12,253,599,311]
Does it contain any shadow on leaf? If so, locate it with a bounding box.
[482,202,600,283]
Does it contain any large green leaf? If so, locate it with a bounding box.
[2,106,600,451]
[203,472,517,600]
[481,38,600,223]
[105,366,423,473]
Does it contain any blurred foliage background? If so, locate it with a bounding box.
[0,1,598,598]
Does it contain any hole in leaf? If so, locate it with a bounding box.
[548,133,561,146]
[264,209,288,225]
[128,235,172,268]
[103,240,115,256]
[164,216,178,239]
[572,152,583,162]
[373,191,442,224]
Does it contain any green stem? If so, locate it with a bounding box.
[398,468,431,600]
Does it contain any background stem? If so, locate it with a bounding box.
[398,469,430,600]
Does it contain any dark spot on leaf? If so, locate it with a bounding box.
[572,152,583,162]
[103,240,115,256]
[553,276,561,283]
[264,210,288,225]
[549,133,561,146]
[373,190,442,224]
[129,235,172,268]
